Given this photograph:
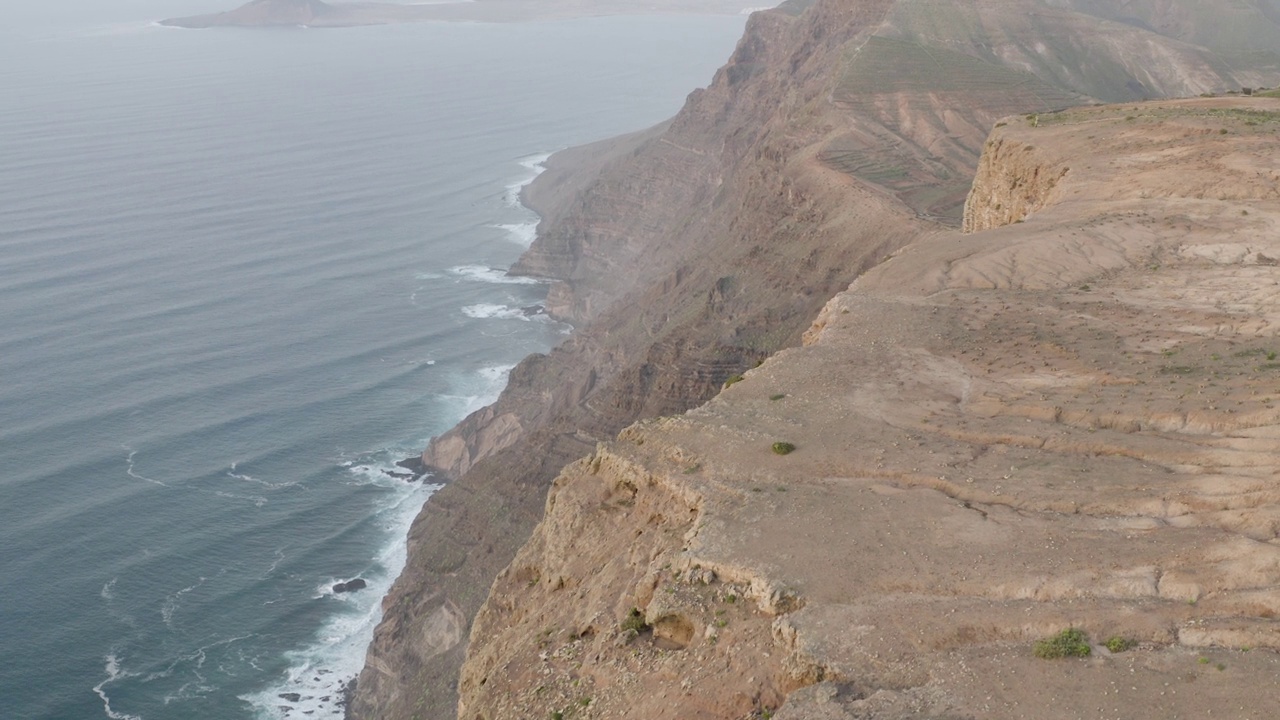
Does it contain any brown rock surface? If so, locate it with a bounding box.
[460,98,1280,719]
[351,1,1280,718]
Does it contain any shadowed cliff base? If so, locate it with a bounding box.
[160,0,778,28]
[349,1,1280,718]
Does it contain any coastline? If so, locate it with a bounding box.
[249,150,562,720]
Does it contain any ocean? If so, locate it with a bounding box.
[0,5,749,718]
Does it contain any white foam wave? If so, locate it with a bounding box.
[465,365,514,415]
[161,577,208,628]
[93,652,142,720]
[264,548,287,578]
[461,303,531,321]
[477,364,515,385]
[502,152,552,207]
[447,264,541,285]
[124,448,169,487]
[229,462,298,490]
[101,578,117,601]
[496,152,552,247]
[244,455,438,720]
[214,490,269,507]
[494,220,539,248]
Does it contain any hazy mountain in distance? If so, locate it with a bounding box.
[161,0,337,27]
[159,0,777,27]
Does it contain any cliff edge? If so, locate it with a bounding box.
[460,97,1280,719]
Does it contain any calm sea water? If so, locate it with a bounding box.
[0,6,748,718]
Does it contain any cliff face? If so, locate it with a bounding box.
[351,1,1280,718]
[961,133,1069,233]
[460,96,1280,720]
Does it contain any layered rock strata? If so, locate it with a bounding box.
[460,97,1280,719]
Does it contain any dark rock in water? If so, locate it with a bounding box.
[278,692,302,702]
[337,677,356,708]
[332,578,368,593]
[521,304,547,317]
[385,456,427,482]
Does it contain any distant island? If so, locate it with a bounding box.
[160,0,774,28]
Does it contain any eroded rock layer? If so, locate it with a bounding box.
[460,98,1280,720]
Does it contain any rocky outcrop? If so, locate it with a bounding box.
[962,134,1069,232]
[332,578,367,594]
[352,2,1280,718]
[460,97,1280,719]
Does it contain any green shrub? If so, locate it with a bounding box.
[1104,636,1134,653]
[1034,628,1091,659]
[620,608,649,633]
[724,374,745,388]
[771,442,796,455]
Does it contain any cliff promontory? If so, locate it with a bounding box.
[460,97,1280,719]
[351,1,1280,718]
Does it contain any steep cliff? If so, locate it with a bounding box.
[460,96,1280,719]
[351,1,1280,718]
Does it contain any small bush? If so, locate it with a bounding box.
[1034,628,1091,659]
[621,608,649,634]
[724,374,745,388]
[769,394,786,401]
[771,442,796,455]
[1104,636,1134,653]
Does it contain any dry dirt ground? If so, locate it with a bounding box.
[458,97,1280,719]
